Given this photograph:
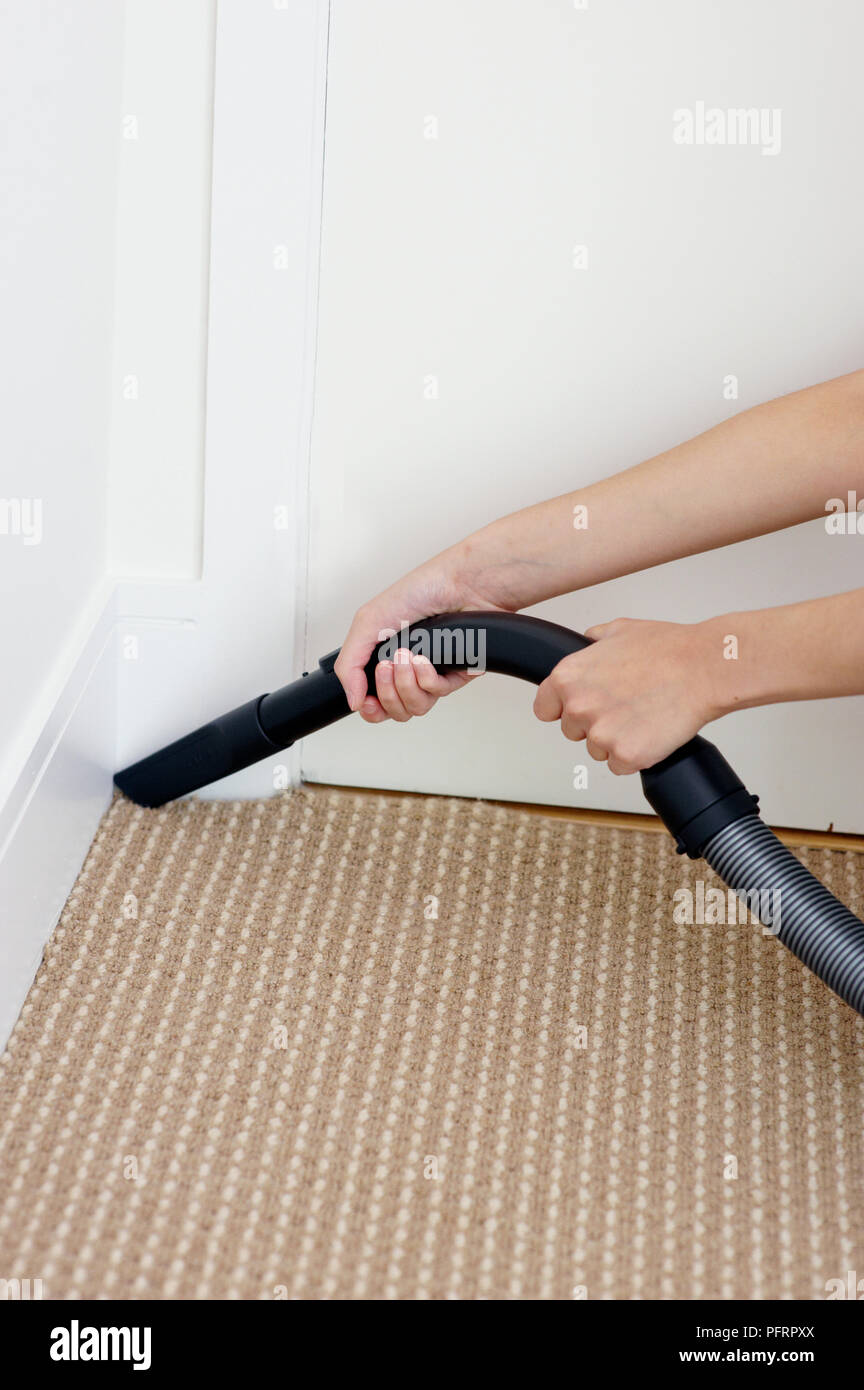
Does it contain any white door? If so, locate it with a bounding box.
[302,0,864,833]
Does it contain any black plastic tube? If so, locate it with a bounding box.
[115,611,752,855]
[113,609,755,845]
[114,612,593,807]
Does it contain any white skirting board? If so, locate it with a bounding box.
[0,592,120,1049]
[0,595,213,1051]
[0,591,305,1052]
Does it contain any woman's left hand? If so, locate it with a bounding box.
[533,617,724,774]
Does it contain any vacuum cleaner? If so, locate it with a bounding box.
[114,611,864,1018]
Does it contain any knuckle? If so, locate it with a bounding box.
[610,738,637,769]
[383,697,409,721]
[564,690,589,718]
[562,713,586,741]
[400,687,424,713]
[587,720,612,750]
[415,669,438,694]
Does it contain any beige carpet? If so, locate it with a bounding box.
[1,785,863,1301]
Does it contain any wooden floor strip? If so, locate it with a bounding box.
[305,781,864,854]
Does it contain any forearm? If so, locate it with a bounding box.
[704,588,864,717]
[526,589,864,777]
[337,369,864,719]
[451,368,864,609]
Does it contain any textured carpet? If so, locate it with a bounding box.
[1,785,863,1301]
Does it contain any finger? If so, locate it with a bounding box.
[561,708,589,742]
[607,754,632,776]
[392,649,437,715]
[358,695,390,724]
[411,655,475,697]
[533,676,564,722]
[583,621,614,642]
[585,735,609,763]
[374,660,413,721]
[607,739,641,776]
[584,616,637,642]
[334,652,374,712]
[333,610,380,712]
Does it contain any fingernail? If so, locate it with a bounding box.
[362,698,378,716]
[394,648,410,665]
[377,660,393,679]
[412,653,431,665]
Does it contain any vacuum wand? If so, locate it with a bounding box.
[115,611,592,810]
[112,668,348,812]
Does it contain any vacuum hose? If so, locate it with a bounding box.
[114,611,864,1016]
[703,816,864,1015]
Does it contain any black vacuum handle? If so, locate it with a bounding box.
[362,610,593,683]
[114,610,758,855]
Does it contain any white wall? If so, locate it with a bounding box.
[0,0,125,1047]
[0,0,216,811]
[0,0,124,806]
[303,0,864,833]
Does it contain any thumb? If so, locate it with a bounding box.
[583,621,613,642]
[333,643,375,712]
[343,670,370,713]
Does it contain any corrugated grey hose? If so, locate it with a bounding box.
[703,814,864,1015]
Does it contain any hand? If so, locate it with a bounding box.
[333,555,511,724]
[533,617,723,774]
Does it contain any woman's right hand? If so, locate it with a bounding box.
[333,553,512,724]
